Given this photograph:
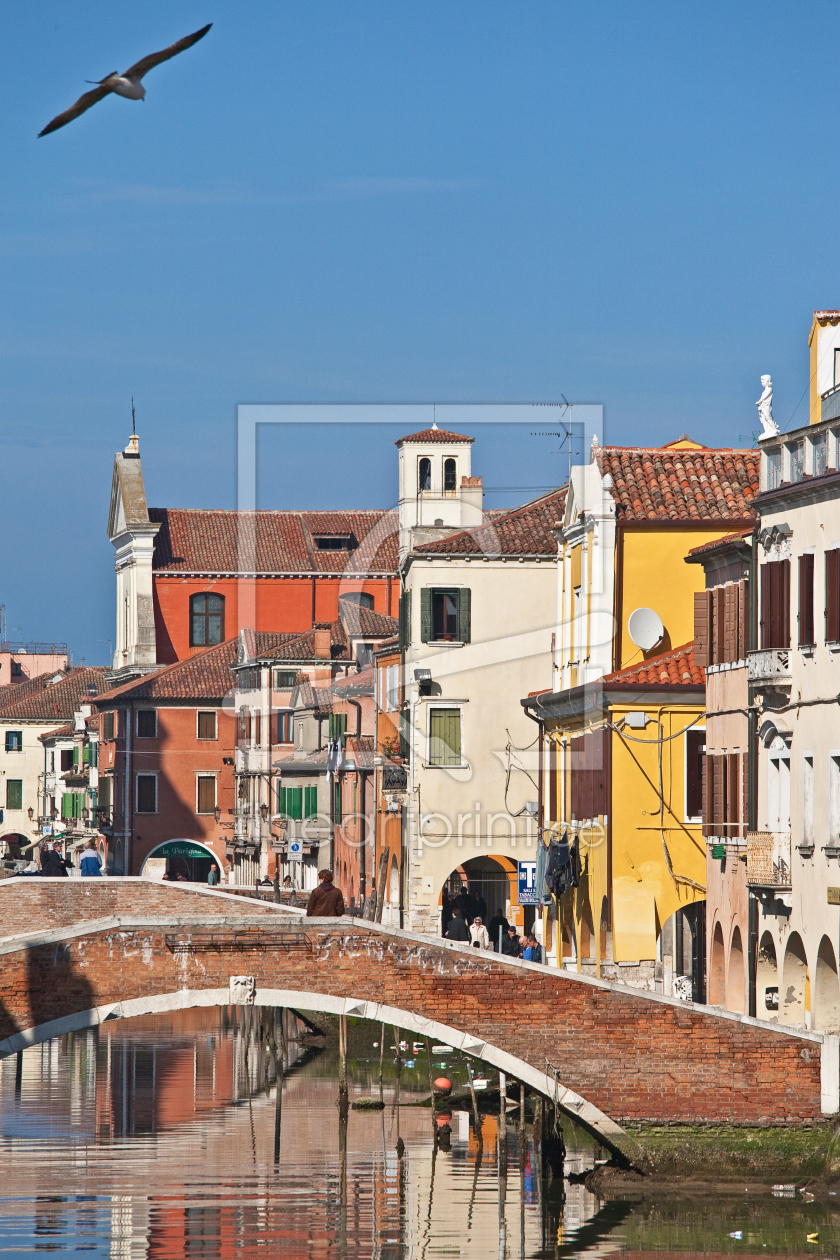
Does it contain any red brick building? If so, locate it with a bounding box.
[93,633,288,877]
[107,434,398,676]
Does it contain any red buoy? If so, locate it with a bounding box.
[433,1077,452,1095]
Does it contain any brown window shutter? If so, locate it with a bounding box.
[741,750,749,838]
[713,586,726,664]
[738,579,749,660]
[798,554,815,647]
[713,754,724,835]
[827,550,840,643]
[724,585,738,662]
[693,589,710,668]
[760,564,771,649]
[702,753,713,838]
[780,558,791,647]
[726,753,739,837]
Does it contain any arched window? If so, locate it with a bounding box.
[419,457,431,491]
[190,592,225,646]
[340,591,374,609]
[444,457,457,491]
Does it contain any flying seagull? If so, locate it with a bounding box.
[38,23,211,137]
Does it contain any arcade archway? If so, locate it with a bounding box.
[139,840,219,884]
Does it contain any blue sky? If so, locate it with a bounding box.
[2,2,839,661]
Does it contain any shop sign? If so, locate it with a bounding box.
[518,860,539,906]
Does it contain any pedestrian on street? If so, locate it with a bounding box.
[525,934,543,964]
[469,916,490,949]
[306,869,345,917]
[487,912,508,951]
[207,863,220,886]
[79,841,102,878]
[42,842,70,877]
[501,927,522,957]
[444,907,470,942]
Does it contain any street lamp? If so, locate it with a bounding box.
[213,806,221,823]
[260,803,269,822]
[27,808,34,821]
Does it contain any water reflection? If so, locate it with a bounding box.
[0,1009,834,1257]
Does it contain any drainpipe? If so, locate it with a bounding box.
[346,697,365,896]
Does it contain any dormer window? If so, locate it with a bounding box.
[314,534,352,551]
[419,458,432,491]
[341,591,374,609]
[444,458,457,491]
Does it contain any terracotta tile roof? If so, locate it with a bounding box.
[395,427,474,446]
[291,676,334,713]
[0,671,68,710]
[149,508,399,574]
[260,621,350,662]
[38,723,75,743]
[92,634,288,703]
[596,446,759,522]
[686,529,753,559]
[603,642,704,688]
[336,599,399,638]
[345,735,376,767]
[373,635,399,656]
[413,487,567,556]
[331,667,375,695]
[0,668,109,721]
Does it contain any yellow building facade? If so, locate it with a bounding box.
[523,436,759,992]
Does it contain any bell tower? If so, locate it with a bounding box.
[107,432,160,678]
[396,423,482,558]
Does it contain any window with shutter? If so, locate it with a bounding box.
[305,785,318,818]
[286,787,303,820]
[693,591,711,668]
[237,709,248,748]
[6,780,22,811]
[254,711,261,747]
[72,746,79,767]
[136,775,157,813]
[827,550,840,643]
[197,711,217,740]
[277,784,286,816]
[428,708,461,766]
[399,590,411,649]
[60,791,72,819]
[738,579,750,660]
[761,560,791,648]
[82,745,89,765]
[197,776,216,813]
[274,711,293,743]
[328,713,347,741]
[702,754,714,838]
[713,587,726,664]
[103,712,115,742]
[724,585,739,662]
[686,730,704,819]
[798,554,815,647]
[136,710,157,738]
[98,777,111,811]
[4,732,22,752]
[741,751,750,837]
[333,782,342,824]
[548,739,558,821]
[712,754,724,836]
[726,753,739,838]
[457,588,471,643]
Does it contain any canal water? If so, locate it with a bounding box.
[0,1007,836,1258]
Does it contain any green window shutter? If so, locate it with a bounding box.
[6,780,22,810]
[457,587,471,644]
[399,709,411,762]
[73,746,79,767]
[289,787,303,820]
[420,589,431,643]
[399,589,412,649]
[61,791,72,819]
[278,785,287,816]
[82,746,89,765]
[334,782,342,824]
[75,793,84,819]
[429,709,461,766]
[305,786,318,818]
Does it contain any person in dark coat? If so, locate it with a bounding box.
[306,869,345,917]
[444,907,470,942]
[474,895,487,922]
[487,913,508,951]
[501,927,522,957]
[42,842,70,877]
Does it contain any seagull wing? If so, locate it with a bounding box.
[123,23,212,81]
[38,83,113,137]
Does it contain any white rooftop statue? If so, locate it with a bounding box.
[756,374,780,440]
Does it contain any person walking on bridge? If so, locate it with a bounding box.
[306,869,345,917]
[469,916,490,949]
[79,841,102,877]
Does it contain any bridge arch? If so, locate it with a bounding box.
[0,984,627,1151]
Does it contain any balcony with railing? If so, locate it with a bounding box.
[746,831,791,888]
[747,649,791,685]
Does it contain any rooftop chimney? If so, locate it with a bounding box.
[314,629,331,659]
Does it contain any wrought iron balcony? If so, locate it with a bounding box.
[746,831,791,888]
[382,764,408,792]
[747,649,791,685]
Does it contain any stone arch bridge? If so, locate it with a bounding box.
[0,878,835,1161]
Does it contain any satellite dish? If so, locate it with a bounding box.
[627,607,664,651]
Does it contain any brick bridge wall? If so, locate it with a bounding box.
[0,880,830,1137]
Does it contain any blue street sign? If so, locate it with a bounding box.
[518,860,539,906]
[289,840,302,856]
